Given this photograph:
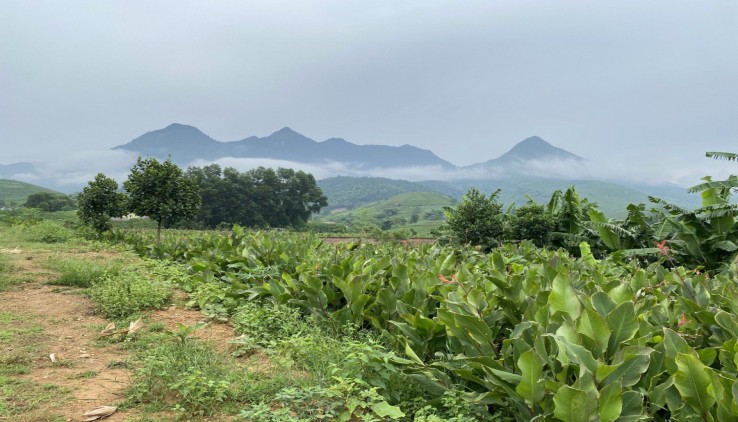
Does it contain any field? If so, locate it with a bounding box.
[2,211,738,421]
[317,191,455,235]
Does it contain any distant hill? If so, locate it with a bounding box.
[114,124,455,169]
[318,176,451,212]
[0,162,36,178]
[317,175,701,219]
[317,191,456,235]
[0,179,64,207]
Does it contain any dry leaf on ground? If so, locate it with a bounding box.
[82,405,117,421]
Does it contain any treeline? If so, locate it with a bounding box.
[444,152,738,271]
[77,158,327,242]
[21,192,76,212]
[186,165,327,229]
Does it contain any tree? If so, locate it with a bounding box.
[77,173,127,232]
[507,202,554,247]
[124,157,201,246]
[186,165,327,229]
[24,192,76,212]
[444,188,504,250]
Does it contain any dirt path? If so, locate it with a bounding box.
[0,250,237,421]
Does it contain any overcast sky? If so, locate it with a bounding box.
[2,1,737,185]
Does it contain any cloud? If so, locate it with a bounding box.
[9,149,138,192]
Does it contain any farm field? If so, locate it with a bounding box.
[2,216,738,420]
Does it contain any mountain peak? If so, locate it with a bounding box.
[161,123,206,134]
[499,136,582,162]
[271,126,299,136]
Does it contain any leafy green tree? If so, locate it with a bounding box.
[23,192,76,212]
[124,157,201,246]
[506,202,554,247]
[443,188,503,250]
[186,165,326,229]
[77,173,127,232]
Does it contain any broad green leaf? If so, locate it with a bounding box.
[370,401,405,419]
[578,308,610,354]
[404,341,424,365]
[619,391,645,422]
[674,353,716,414]
[579,242,596,266]
[598,382,623,422]
[553,386,596,422]
[602,348,652,387]
[554,336,599,374]
[592,291,616,316]
[548,273,581,319]
[663,328,691,372]
[589,208,622,250]
[606,302,639,355]
[716,311,738,338]
[607,283,633,305]
[516,349,545,405]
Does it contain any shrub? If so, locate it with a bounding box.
[89,270,172,318]
[23,220,72,243]
[231,301,309,350]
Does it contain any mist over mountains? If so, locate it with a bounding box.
[0,123,702,214]
[113,124,456,170]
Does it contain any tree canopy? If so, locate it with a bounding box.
[23,192,76,212]
[124,157,201,245]
[186,165,327,228]
[77,173,127,233]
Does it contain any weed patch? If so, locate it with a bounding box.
[23,221,73,244]
[46,257,121,288]
[129,334,246,417]
[89,270,173,318]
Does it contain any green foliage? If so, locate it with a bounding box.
[23,220,73,243]
[123,157,200,245]
[112,226,738,420]
[46,257,121,288]
[23,192,75,212]
[186,164,327,229]
[89,261,176,318]
[77,173,127,233]
[444,188,504,250]
[506,202,554,247]
[129,333,242,416]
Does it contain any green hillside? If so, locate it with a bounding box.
[0,179,63,207]
[317,191,455,234]
[444,178,700,218]
[318,176,447,212]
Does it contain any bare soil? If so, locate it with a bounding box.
[0,249,239,422]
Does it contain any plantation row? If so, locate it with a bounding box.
[109,227,738,421]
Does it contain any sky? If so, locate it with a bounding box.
[2,1,738,187]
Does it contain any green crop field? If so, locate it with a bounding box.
[317,191,455,234]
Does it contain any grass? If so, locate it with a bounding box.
[0,179,63,207]
[0,255,14,292]
[46,256,122,288]
[89,270,173,318]
[0,376,69,419]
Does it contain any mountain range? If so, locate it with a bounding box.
[113,124,456,169]
[0,123,702,217]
